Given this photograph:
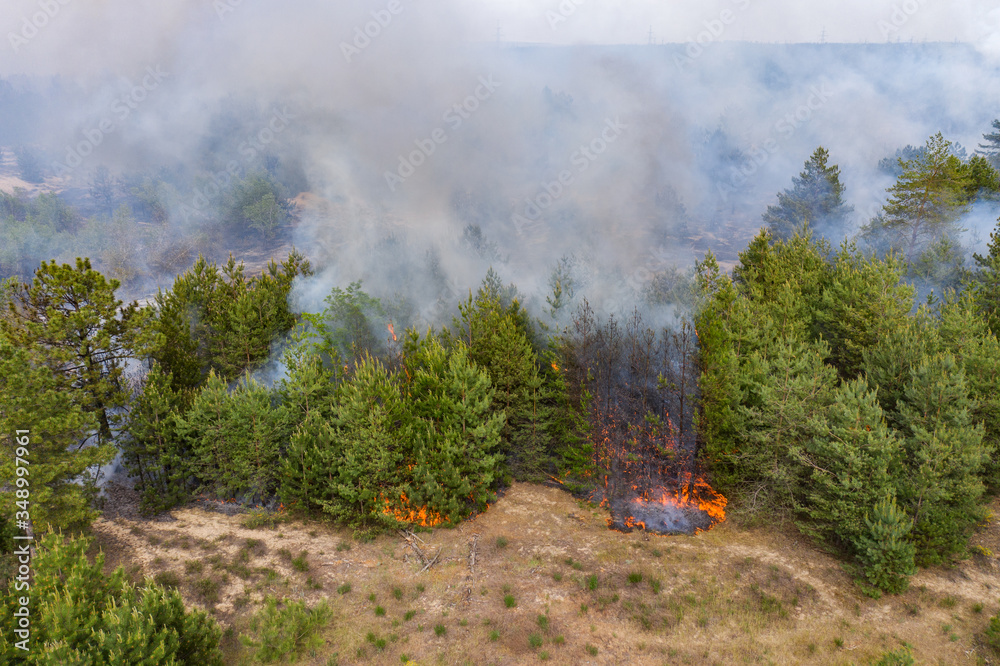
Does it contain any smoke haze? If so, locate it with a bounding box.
[1,0,999,322]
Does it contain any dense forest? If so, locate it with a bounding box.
[4,114,1000,660]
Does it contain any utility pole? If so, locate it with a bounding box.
[648,26,654,45]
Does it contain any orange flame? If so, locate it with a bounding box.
[611,477,727,535]
[381,492,447,527]
[388,321,397,342]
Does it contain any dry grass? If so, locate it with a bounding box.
[90,485,1000,665]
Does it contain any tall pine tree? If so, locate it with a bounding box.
[762,147,853,241]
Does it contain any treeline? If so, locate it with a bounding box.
[128,271,583,535]
[0,249,589,538]
[0,164,298,287]
[700,123,1000,594]
[696,224,1000,594]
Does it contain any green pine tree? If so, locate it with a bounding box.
[970,216,1000,336]
[978,118,1000,170]
[0,532,223,664]
[762,146,853,240]
[181,372,282,501]
[694,252,746,491]
[151,251,311,389]
[736,337,838,510]
[0,332,109,535]
[854,496,916,596]
[936,294,1000,488]
[122,364,193,514]
[792,378,902,547]
[4,257,148,446]
[862,133,971,262]
[814,244,915,378]
[896,352,989,565]
[404,338,504,522]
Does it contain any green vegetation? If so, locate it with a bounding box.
[0,533,222,664]
[239,596,331,663]
[696,212,999,592]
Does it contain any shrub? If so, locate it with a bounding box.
[291,552,309,572]
[872,647,915,666]
[536,614,549,632]
[239,596,332,664]
[0,533,222,664]
[504,594,517,608]
[985,612,1000,653]
[854,497,916,595]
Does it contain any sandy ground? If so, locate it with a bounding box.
[91,483,1000,665]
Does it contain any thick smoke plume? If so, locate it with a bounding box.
[0,1,999,321]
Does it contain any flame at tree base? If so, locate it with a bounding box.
[603,479,727,536]
[381,492,447,527]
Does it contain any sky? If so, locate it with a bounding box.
[0,0,998,79]
[475,0,997,47]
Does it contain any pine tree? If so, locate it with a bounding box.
[122,365,193,514]
[0,532,223,664]
[854,496,916,595]
[446,280,553,481]
[970,216,1000,336]
[283,356,405,531]
[694,252,745,490]
[181,373,282,502]
[814,244,915,378]
[0,332,109,534]
[791,378,902,547]
[956,154,1000,201]
[734,231,832,348]
[936,294,1000,489]
[737,337,838,509]
[4,257,148,446]
[862,133,970,262]
[152,251,311,389]
[862,308,939,429]
[896,352,989,565]
[181,371,234,497]
[404,338,504,522]
[978,118,1000,170]
[762,147,853,240]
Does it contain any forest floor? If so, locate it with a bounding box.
[91,482,1000,665]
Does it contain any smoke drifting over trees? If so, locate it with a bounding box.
[0,1,997,319]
